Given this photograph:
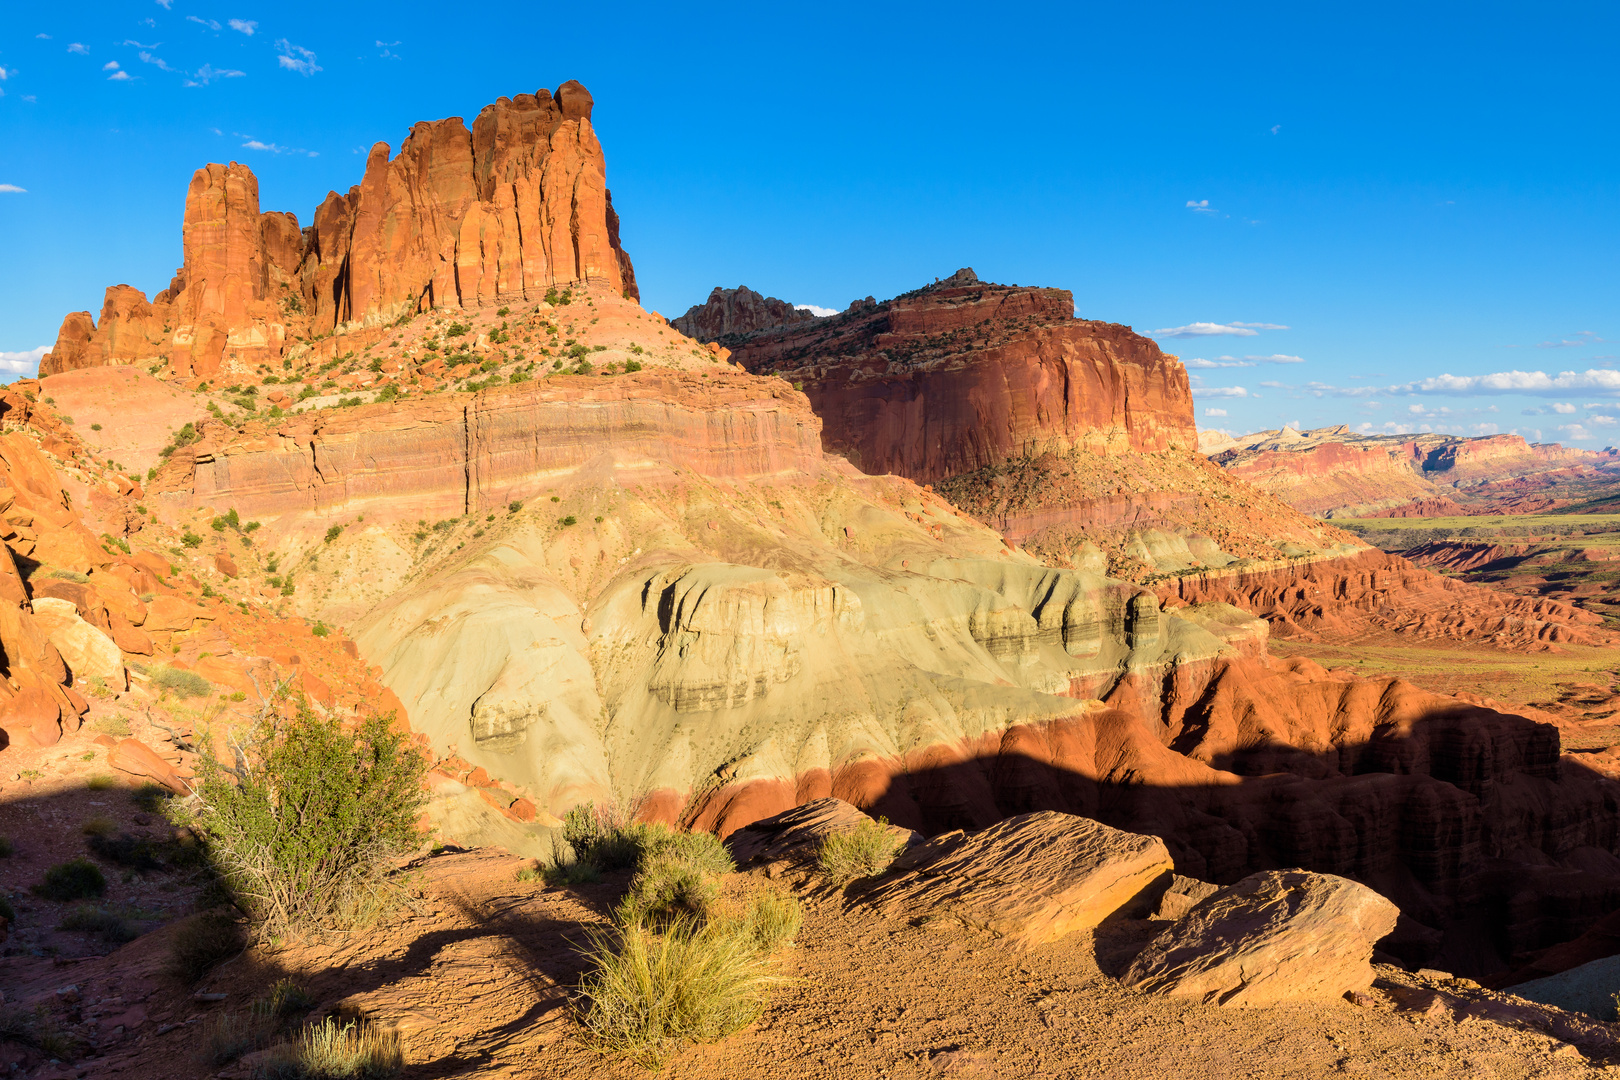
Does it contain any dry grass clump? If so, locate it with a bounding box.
[575,817,802,1068]
[816,817,904,884]
[576,915,783,1068]
[257,1016,403,1079]
[200,979,315,1066]
[0,1005,78,1059]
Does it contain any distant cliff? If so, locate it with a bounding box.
[725,270,1198,483]
[671,285,823,344]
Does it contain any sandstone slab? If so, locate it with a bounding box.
[108,738,189,794]
[30,598,125,685]
[1121,869,1399,1006]
[863,811,1173,948]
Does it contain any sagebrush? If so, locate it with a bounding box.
[180,695,427,936]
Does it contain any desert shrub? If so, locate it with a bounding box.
[0,1005,77,1059]
[49,568,89,583]
[0,835,13,857]
[616,852,720,930]
[816,817,903,884]
[643,828,734,878]
[200,979,315,1065]
[167,909,248,983]
[132,782,170,813]
[182,697,427,935]
[88,830,168,871]
[576,916,781,1068]
[86,771,116,790]
[561,803,647,872]
[81,815,117,838]
[34,858,106,901]
[258,1017,403,1079]
[57,903,141,943]
[324,525,343,543]
[151,664,212,699]
[0,895,14,922]
[743,888,803,955]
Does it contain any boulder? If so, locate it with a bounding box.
[108,738,190,794]
[1121,869,1399,1006]
[1154,874,1220,920]
[108,612,154,655]
[727,797,918,869]
[863,812,1173,948]
[0,686,62,747]
[29,598,126,685]
[144,595,210,633]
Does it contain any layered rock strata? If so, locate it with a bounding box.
[1206,425,1620,518]
[41,81,636,380]
[725,270,1199,480]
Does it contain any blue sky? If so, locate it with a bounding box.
[2,1,1616,445]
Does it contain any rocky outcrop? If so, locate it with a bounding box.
[1208,426,1620,518]
[1121,870,1400,1005]
[671,286,822,343]
[727,272,1198,482]
[727,798,919,870]
[41,81,637,380]
[863,811,1174,947]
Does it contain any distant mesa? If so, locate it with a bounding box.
[670,286,823,344]
[40,80,636,380]
[1205,424,1620,518]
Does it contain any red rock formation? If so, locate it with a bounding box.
[40,81,636,379]
[728,271,1198,482]
[150,371,820,526]
[1159,548,1609,649]
[671,285,822,343]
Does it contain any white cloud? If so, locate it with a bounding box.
[276,40,321,76]
[1285,420,1301,430]
[1203,407,1228,417]
[35,33,50,39]
[1553,402,1577,413]
[155,0,173,7]
[139,51,177,72]
[795,304,837,318]
[229,19,257,35]
[0,346,49,374]
[238,136,317,157]
[187,15,222,30]
[1152,321,1289,338]
[1185,357,1248,368]
[68,43,88,54]
[1270,124,1281,135]
[1305,368,1620,400]
[1194,386,1250,398]
[1536,331,1606,349]
[103,61,121,71]
[376,39,401,59]
[0,66,11,81]
[1590,415,1618,427]
[185,64,245,87]
[0,185,25,194]
[108,70,132,81]
[1559,424,1593,441]
[123,39,161,48]
[1186,199,1216,214]
[21,95,34,103]
[1247,353,1304,364]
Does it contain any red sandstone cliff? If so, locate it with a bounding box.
[726,270,1198,482]
[41,81,636,381]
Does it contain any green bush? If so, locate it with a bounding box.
[743,888,803,955]
[0,835,13,857]
[34,858,106,901]
[816,817,904,884]
[151,664,212,699]
[561,803,646,871]
[182,696,427,935]
[324,525,343,543]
